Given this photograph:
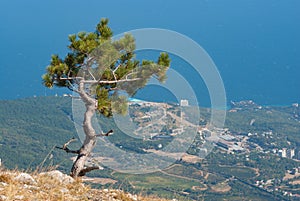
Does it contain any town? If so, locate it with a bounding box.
[126,98,300,199]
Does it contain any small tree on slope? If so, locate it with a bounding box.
[42,18,170,178]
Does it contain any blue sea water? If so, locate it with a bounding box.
[0,0,299,107]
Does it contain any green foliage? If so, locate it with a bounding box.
[0,97,78,170]
[42,18,171,118]
[112,171,201,200]
[225,107,300,147]
[96,18,113,40]
[96,88,112,117]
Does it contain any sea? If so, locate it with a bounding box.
[0,0,299,107]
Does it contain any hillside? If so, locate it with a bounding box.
[0,96,78,170]
[1,96,300,200]
[0,168,170,201]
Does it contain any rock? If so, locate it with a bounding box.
[23,184,39,190]
[110,192,118,197]
[60,187,69,193]
[0,195,7,200]
[14,195,24,200]
[14,173,36,185]
[127,193,138,201]
[0,182,7,186]
[39,170,74,184]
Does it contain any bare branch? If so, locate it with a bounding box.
[78,166,103,176]
[95,129,113,137]
[125,71,138,80]
[84,78,140,84]
[66,80,80,93]
[112,64,121,73]
[86,69,96,81]
[112,64,122,81]
[55,137,80,154]
[60,77,84,81]
[60,76,140,84]
[64,137,77,148]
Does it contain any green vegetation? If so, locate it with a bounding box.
[1,96,300,200]
[111,171,203,200]
[226,107,300,146]
[0,96,78,170]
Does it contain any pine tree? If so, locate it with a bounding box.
[42,18,170,177]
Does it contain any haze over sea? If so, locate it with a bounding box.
[0,0,299,107]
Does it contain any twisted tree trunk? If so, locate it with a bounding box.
[70,81,98,178]
[55,80,113,177]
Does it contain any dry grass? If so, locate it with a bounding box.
[137,195,172,201]
[0,170,90,201]
[0,169,173,201]
[0,174,12,184]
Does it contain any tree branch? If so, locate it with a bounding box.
[78,166,103,176]
[95,129,113,137]
[66,80,80,93]
[59,76,140,84]
[112,64,122,81]
[55,137,80,154]
[125,71,138,80]
[85,78,140,84]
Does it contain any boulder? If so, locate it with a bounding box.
[39,170,74,184]
[14,173,36,185]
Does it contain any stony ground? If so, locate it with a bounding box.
[0,169,172,201]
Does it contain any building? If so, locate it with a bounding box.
[216,141,229,150]
[282,148,287,158]
[180,99,189,107]
[291,149,295,158]
[201,130,211,138]
[287,149,295,159]
[198,148,208,158]
[220,134,235,141]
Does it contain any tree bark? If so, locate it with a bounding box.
[70,80,98,178]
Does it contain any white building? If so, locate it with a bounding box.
[180,99,189,107]
[282,148,287,158]
[288,149,295,159]
[291,149,295,158]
